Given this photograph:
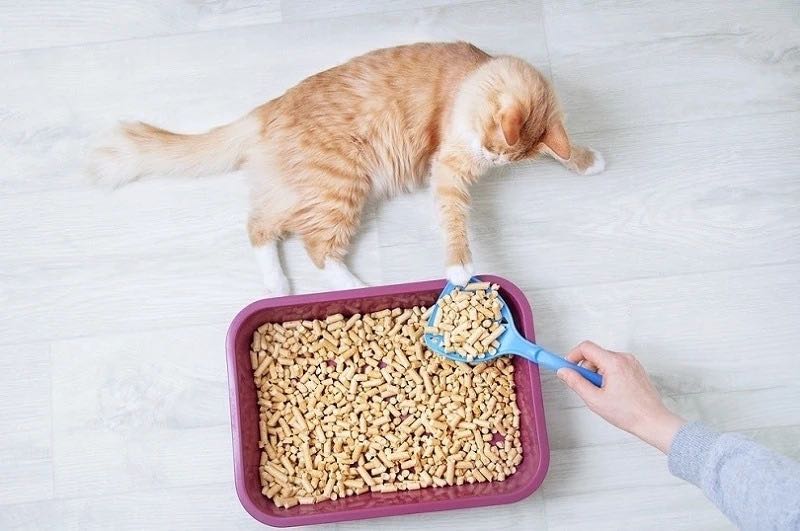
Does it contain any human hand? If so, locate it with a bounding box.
[557,341,686,453]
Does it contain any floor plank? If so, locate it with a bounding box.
[0,344,53,505]
[0,482,266,531]
[544,424,800,499]
[0,179,381,345]
[546,386,800,452]
[0,0,546,344]
[544,483,734,531]
[280,0,473,22]
[543,0,800,132]
[531,262,800,405]
[1,1,798,529]
[0,1,281,53]
[329,492,546,530]
[377,112,800,288]
[49,325,234,498]
[0,0,547,195]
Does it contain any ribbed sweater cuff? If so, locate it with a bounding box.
[667,421,720,487]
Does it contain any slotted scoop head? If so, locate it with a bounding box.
[424,279,602,387]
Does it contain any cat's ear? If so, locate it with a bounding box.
[540,121,572,160]
[499,106,524,147]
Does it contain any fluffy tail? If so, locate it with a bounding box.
[88,113,262,187]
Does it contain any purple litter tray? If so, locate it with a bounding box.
[226,275,550,527]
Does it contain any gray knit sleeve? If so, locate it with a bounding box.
[668,422,800,530]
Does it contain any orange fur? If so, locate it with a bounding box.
[89,42,603,291]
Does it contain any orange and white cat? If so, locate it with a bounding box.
[90,42,604,295]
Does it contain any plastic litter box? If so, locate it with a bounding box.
[226,276,550,527]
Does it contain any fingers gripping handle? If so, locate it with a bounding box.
[538,349,603,387]
[518,342,603,387]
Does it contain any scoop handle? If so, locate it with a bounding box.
[534,348,603,387]
[510,335,603,387]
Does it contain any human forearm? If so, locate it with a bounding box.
[557,342,800,530]
[669,422,800,530]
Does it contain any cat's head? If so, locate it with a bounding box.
[456,56,572,166]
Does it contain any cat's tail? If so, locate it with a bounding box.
[87,112,263,188]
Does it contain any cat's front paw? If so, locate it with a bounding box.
[575,148,605,176]
[446,263,474,286]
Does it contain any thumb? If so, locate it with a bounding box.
[557,368,601,403]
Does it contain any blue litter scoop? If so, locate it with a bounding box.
[423,279,603,387]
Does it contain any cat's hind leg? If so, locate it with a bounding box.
[320,259,366,290]
[300,217,367,290]
[293,179,369,291]
[247,210,291,297]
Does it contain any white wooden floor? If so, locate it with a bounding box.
[1,1,799,530]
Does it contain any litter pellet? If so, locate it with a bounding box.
[251,302,521,507]
[427,284,504,360]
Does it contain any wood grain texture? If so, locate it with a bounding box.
[0,482,266,531]
[543,0,800,132]
[532,263,800,403]
[0,180,381,345]
[0,0,548,196]
[544,423,800,500]
[377,113,800,287]
[546,384,800,450]
[0,344,53,505]
[0,0,281,53]
[280,0,473,22]
[1,0,798,529]
[544,483,734,531]
[327,492,546,530]
[50,326,233,498]
[0,0,545,345]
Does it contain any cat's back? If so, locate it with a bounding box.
[274,42,490,129]
[336,41,490,96]
[267,42,490,189]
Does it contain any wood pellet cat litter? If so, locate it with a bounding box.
[250,301,522,508]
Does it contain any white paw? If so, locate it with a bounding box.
[263,272,290,297]
[321,259,366,290]
[446,263,474,286]
[254,242,289,296]
[338,276,366,290]
[578,148,605,176]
